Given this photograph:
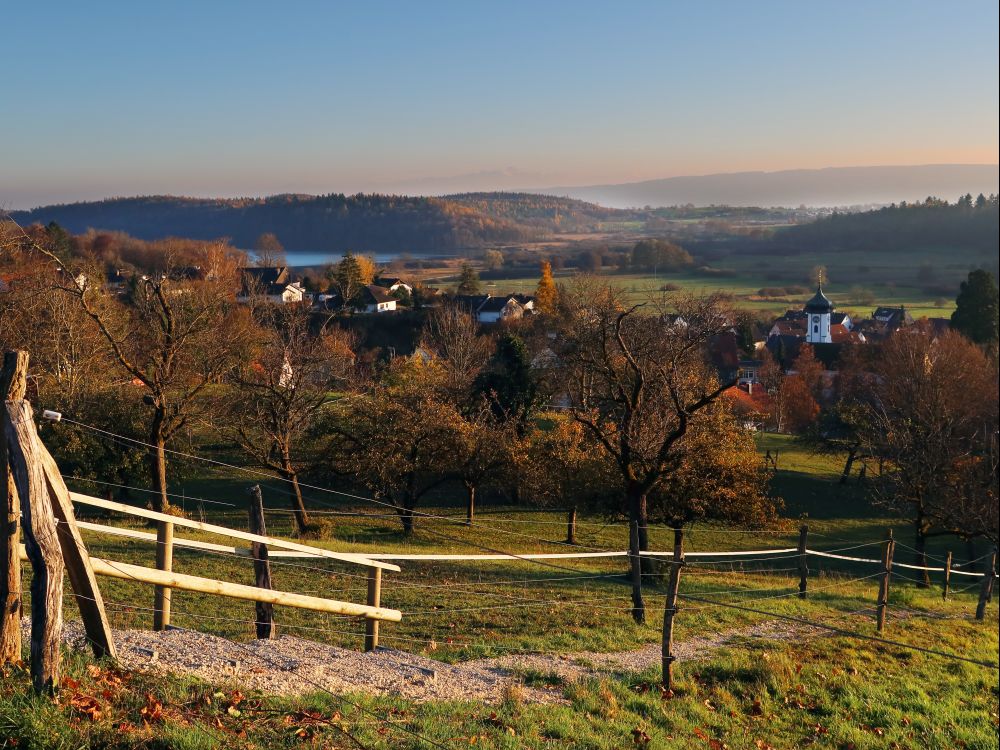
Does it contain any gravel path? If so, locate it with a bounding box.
[40,617,820,705]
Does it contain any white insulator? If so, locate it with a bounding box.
[41,410,62,422]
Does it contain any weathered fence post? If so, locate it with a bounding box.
[876,529,894,633]
[566,506,577,546]
[6,399,64,692]
[661,527,685,691]
[797,524,809,599]
[942,550,952,601]
[629,520,645,624]
[153,520,174,630]
[38,450,117,659]
[975,546,997,621]
[0,351,27,665]
[364,568,382,652]
[248,485,275,639]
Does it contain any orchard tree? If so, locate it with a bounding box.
[224,305,356,534]
[519,419,615,544]
[328,359,463,535]
[858,325,999,579]
[555,283,741,621]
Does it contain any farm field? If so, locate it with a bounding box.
[5,434,997,749]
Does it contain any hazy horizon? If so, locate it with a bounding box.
[1,1,997,209]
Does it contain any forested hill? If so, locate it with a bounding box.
[10,193,591,253]
[772,195,999,257]
[446,192,641,229]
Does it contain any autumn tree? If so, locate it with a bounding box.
[484,249,505,271]
[223,305,355,534]
[330,251,377,307]
[456,263,481,295]
[519,419,615,544]
[534,260,558,314]
[253,232,286,267]
[452,405,516,525]
[554,283,743,621]
[328,359,463,534]
[630,239,693,273]
[858,326,1000,579]
[645,402,776,529]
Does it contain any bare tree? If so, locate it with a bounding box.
[419,305,493,399]
[554,283,740,621]
[224,304,355,534]
[858,325,1000,580]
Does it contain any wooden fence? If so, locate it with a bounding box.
[0,350,402,693]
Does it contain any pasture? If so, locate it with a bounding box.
[3,433,997,749]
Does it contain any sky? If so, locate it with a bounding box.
[1,1,997,209]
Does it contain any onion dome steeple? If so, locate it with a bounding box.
[804,283,834,314]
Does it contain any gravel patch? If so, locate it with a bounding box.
[33,617,823,705]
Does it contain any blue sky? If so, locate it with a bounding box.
[1,1,997,208]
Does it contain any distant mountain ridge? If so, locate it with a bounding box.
[531,164,999,209]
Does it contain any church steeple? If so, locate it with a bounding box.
[804,283,834,343]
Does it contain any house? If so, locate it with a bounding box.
[238,267,307,304]
[374,277,413,295]
[358,284,397,313]
[723,383,772,431]
[737,358,764,386]
[476,295,524,324]
[511,293,536,312]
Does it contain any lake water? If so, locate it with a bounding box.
[282,250,464,267]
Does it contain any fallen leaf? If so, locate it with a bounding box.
[631,727,652,745]
[69,694,102,721]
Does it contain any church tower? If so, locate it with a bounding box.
[804,284,834,344]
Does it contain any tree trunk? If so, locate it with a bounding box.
[840,446,857,485]
[281,453,311,535]
[914,520,930,588]
[399,503,415,536]
[636,493,654,576]
[465,483,476,526]
[148,409,169,513]
[628,519,645,624]
[566,506,577,545]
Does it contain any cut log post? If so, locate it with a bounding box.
[37,449,116,659]
[364,567,382,652]
[661,527,685,691]
[247,485,274,639]
[6,400,63,693]
[153,519,174,631]
[975,546,997,621]
[797,524,809,599]
[629,520,645,625]
[0,350,28,665]
[876,529,894,633]
[942,551,952,601]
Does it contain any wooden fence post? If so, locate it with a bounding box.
[38,450,116,659]
[797,524,809,599]
[248,485,275,639]
[876,529,894,633]
[661,527,685,691]
[566,506,577,546]
[0,351,28,666]
[629,520,645,625]
[975,546,997,621]
[942,551,952,601]
[153,520,174,630]
[364,568,382,652]
[5,399,64,692]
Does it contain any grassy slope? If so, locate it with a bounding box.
[3,435,997,749]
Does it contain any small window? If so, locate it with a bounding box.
[813,324,819,333]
